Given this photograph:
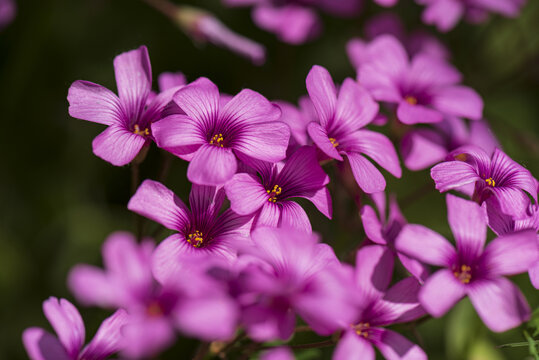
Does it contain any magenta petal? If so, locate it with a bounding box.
[346,38,368,69]
[355,245,394,301]
[151,234,188,285]
[395,224,455,266]
[334,330,375,360]
[92,125,146,166]
[234,121,290,163]
[346,152,386,194]
[431,86,483,120]
[397,253,430,283]
[446,194,487,260]
[279,201,312,233]
[80,309,128,360]
[256,202,282,229]
[67,81,122,125]
[158,72,186,91]
[67,265,116,307]
[422,0,464,32]
[128,180,190,231]
[42,297,85,359]
[397,101,443,125]
[530,260,539,289]
[376,329,427,360]
[301,187,332,219]
[306,65,337,127]
[221,88,281,125]
[374,277,425,325]
[360,205,386,245]
[365,35,409,77]
[409,54,462,86]
[358,64,402,103]
[430,161,480,192]
[481,231,538,277]
[173,77,219,125]
[334,79,379,132]
[252,5,319,44]
[419,269,466,317]
[490,186,533,219]
[470,0,523,16]
[468,277,530,332]
[121,316,175,359]
[151,114,205,157]
[188,144,238,186]
[23,328,70,360]
[401,129,447,171]
[260,347,294,360]
[225,173,268,215]
[114,46,152,108]
[307,122,343,161]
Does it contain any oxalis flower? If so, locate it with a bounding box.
[306,65,401,193]
[152,77,290,186]
[431,145,537,218]
[23,297,127,360]
[334,246,427,360]
[67,46,181,166]
[225,145,331,233]
[128,180,253,268]
[396,194,538,332]
[357,35,483,125]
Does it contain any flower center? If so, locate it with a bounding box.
[329,137,339,148]
[210,133,224,147]
[133,124,150,136]
[187,230,204,248]
[454,153,467,162]
[351,322,370,338]
[146,301,164,317]
[485,177,495,187]
[267,185,282,203]
[405,95,418,105]
[453,264,472,284]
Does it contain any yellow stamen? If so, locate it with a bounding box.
[187,230,204,248]
[405,95,418,105]
[351,322,370,338]
[266,184,282,203]
[146,301,163,317]
[454,153,467,162]
[453,264,472,284]
[210,133,224,147]
[133,124,150,136]
[329,137,339,148]
[485,178,495,187]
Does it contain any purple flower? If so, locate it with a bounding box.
[152,77,290,186]
[23,297,127,360]
[306,65,401,193]
[401,117,499,171]
[418,0,526,32]
[260,347,294,360]
[361,192,429,282]
[158,72,187,92]
[334,245,427,360]
[236,227,356,341]
[273,96,317,153]
[396,194,537,332]
[431,146,537,218]
[225,146,331,233]
[357,35,483,125]
[128,180,252,267]
[0,0,15,30]
[67,46,180,166]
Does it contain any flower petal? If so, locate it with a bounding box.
[42,297,85,359]
[364,35,409,78]
[419,269,466,317]
[431,86,483,120]
[188,144,238,186]
[346,152,386,194]
[279,201,312,233]
[409,54,462,87]
[92,125,147,166]
[301,187,332,219]
[306,65,337,128]
[375,329,427,360]
[333,79,379,133]
[395,224,455,267]
[67,81,122,125]
[22,328,70,360]
[468,277,530,332]
[430,161,480,192]
[307,122,343,161]
[114,46,152,113]
[401,128,447,171]
[360,205,386,245]
[173,77,219,126]
[529,260,539,289]
[252,5,319,44]
[128,180,190,231]
[225,173,268,215]
[234,121,290,163]
[255,202,282,229]
[397,101,443,125]
[80,309,128,360]
[374,277,425,326]
[121,316,175,359]
[151,114,205,157]
[422,0,464,32]
[67,265,117,308]
[277,146,330,196]
[220,88,281,125]
[355,245,394,302]
[333,330,375,360]
[490,187,533,219]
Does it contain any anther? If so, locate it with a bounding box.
[187,230,204,248]
[405,96,418,105]
[329,138,339,148]
[210,133,224,147]
[266,185,282,203]
[133,124,150,136]
[485,178,495,187]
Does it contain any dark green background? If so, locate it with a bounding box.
[0,0,538,359]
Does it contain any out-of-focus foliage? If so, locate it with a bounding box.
[0,0,538,359]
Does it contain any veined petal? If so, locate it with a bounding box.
[354,245,394,302]
[374,277,425,326]
[67,81,122,125]
[446,194,487,261]
[128,180,190,231]
[306,65,337,128]
[225,173,268,215]
[173,77,220,128]
[346,153,386,194]
[234,121,290,163]
[364,35,409,78]
[255,202,282,229]
[279,201,312,233]
[188,144,238,186]
[23,328,70,360]
[92,125,147,166]
[397,101,443,125]
[307,122,343,161]
[189,185,225,224]
[430,161,480,192]
[419,269,466,317]
[395,224,455,266]
[481,230,538,277]
[151,114,205,157]
[468,277,530,332]
[431,86,483,120]
[397,253,430,283]
[358,64,402,103]
[80,309,128,360]
[277,146,330,196]
[114,46,152,112]
[333,79,379,133]
[333,330,375,360]
[490,187,533,218]
[42,298,85,359]
[490,148,537,202]
[376,329,427,360]
[300,187,332,219]
[220,88,281,125]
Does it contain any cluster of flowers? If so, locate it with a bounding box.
[23,33,538,360]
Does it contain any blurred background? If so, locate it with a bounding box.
[0,0,538,359]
